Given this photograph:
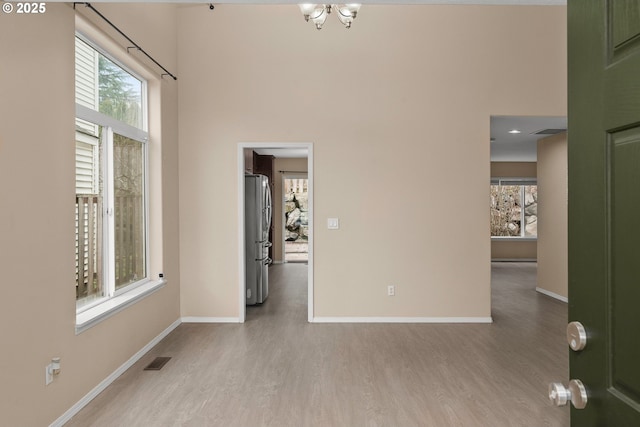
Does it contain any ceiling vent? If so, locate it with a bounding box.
[531,128,566,135]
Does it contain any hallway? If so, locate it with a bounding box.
[66,262,568,426]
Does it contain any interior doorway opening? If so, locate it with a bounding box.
[237,143,314,323]
[489,115,568,303]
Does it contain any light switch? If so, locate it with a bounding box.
[327,218,339,230]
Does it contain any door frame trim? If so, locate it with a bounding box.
[237,142,314,323]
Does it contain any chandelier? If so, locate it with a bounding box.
[298,4,361,30]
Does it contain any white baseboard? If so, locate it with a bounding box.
[50,318,182,427]
[491,258,537,262]
[536,287,568,303]
[181,316,241,323]
[311,316,493,324]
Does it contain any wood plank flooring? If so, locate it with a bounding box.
[65,262,569,426]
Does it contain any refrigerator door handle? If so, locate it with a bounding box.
[265,182,272,232]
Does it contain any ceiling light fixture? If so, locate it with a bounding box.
[508,129,522,134]
[299,4,361,30]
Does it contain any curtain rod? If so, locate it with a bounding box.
[279,170,307,174]
[74,2,178,81]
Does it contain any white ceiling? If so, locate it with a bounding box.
[490,116,567,162]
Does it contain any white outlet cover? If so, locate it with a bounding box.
[45,365,53,385]
[327,218,339,229]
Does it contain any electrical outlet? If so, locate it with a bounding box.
[387,285,395,296]
[45,357,61,386]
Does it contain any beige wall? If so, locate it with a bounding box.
[537,133,568,299]
[273,158,309,262]
[491,162,537,260]
[0,4,181,425]
[491,239,537,260]
[178,5,567,318]
[491,162,537,178]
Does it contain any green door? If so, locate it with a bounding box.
[568,0,640,425]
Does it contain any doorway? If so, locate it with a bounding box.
[489,115,568,301]
[237,143,313,323]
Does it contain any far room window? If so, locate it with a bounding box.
[75,35,149,311]
[490,179,537,238]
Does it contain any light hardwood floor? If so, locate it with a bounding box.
[65,262,569,426]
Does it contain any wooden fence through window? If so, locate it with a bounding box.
[114,194,145,288]
[76,194,145,300]
[76,195,102,299]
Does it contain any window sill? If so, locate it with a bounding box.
[76,279,166,334]
[491,237,538,242]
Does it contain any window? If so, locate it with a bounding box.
[490,179,537,238]
[75,35,149,311]
[284,176,309,263]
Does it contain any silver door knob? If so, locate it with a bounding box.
[567,321,587,351]
[549,379,588,409]
[549,382,571,406]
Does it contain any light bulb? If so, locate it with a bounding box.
[336,5,352,17]
[336,7,353,28]
[299,4,317,14]
[299,3,317,21]
[311,7,327,29]
[345,3,361,18]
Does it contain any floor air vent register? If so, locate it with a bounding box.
[144,357,171,371]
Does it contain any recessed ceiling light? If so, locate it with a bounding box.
[508,129,521,134]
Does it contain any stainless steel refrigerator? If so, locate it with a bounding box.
[245,174,272,305]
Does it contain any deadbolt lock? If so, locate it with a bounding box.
[567,321,587,351]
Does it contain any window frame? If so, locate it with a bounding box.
[74,27,163,333]
[76,33,149,132]
[490,177,538,240]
